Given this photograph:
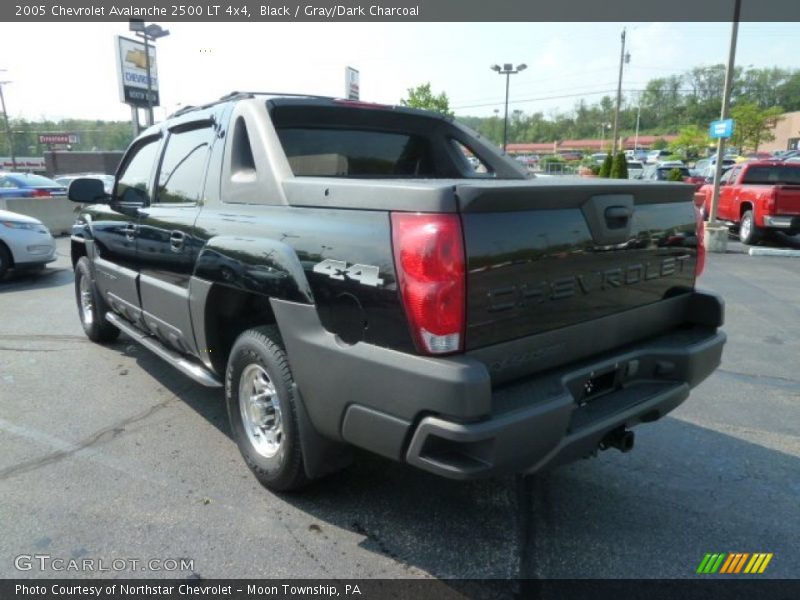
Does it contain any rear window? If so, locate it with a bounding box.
[741,165,800,185]
[276,128,435,177]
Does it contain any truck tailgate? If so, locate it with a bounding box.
[775,185,800,214]
[456,180,699,350]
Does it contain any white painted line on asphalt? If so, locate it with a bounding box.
[748,248,800,258]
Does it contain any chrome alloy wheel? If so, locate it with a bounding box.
[740,214,752,242]
[79,275,94,326]
[238,364,283,458]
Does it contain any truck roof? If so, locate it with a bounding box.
[169,91,451,122]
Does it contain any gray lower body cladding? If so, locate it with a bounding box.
[270,292,725,480]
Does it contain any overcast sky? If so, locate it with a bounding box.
[0,21,797,122]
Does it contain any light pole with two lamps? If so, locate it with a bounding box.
[491,63,526,154]
[129,19,170,128]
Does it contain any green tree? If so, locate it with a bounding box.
[400,83,453,117]
[651,138,669,150]
[610,152,628,179]
[598,153,613,178]
[669,124,712,159]
[730,103,784,151]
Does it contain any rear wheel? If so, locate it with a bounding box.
[739,210,762,245]
[225,326,307,492]
[74,257,120,342]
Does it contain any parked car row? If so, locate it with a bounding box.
[0,171,116,199]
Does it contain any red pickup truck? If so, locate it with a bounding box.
[700,161,800,244]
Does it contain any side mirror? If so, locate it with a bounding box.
[68,178,110,204]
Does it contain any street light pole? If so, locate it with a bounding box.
[491,63,527,154]
[130,20,169,129]
[0,74,16,171]
[143,35,153,126]
[612,28,628,155]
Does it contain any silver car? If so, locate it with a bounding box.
[0,209,57,278]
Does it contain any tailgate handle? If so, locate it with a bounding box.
[604,206,632,229]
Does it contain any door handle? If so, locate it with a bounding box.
[169,230,186,252]
[124,223,137,241]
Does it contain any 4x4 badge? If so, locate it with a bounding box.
[313,259,384,287]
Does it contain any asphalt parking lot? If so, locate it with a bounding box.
[0,236,798,589]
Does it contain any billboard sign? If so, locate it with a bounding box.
[115,35,159,108]
[345,66,360,100]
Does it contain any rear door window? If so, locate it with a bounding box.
[156,125,215,204]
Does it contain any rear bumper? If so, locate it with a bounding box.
[762,215,800,230]
[404,326,724,479]
[271,291,725,480]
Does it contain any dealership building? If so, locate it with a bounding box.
[762,111,800,152]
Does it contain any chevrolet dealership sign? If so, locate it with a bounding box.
[115,35,159,108]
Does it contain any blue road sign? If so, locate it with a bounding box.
[709,119,734,139]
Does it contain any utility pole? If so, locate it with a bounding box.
[611,28,628,156]
[634,97,641,152]
[0,73,16,171]
[709,0,741,227]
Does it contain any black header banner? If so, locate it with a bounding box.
[3,0,800,22]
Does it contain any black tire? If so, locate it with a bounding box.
[225,326,307,492]
[74,257,120,343]
[0,243,12,279]
[739,210,762,245]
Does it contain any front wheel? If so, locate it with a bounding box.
[225,326,307,492]
[74,257,120,343]
[739,210,762,245]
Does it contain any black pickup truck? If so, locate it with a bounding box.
[68,93,725,491]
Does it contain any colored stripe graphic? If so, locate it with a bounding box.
[758,553,773,573]
[696,554,712,574]
[719,554,736,574]
[700,553,773,575]
[734,553,749,573]
[697,553,727,574]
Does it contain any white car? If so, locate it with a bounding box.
[627,160,644,179]
[0,209,57,278]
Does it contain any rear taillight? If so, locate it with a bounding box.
[31,189,50,198]
[695,206,706,278]
[391,213,465,355]
[767,188,777,214]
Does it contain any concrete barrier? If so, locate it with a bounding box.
[0,197,81,236]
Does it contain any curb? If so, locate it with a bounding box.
[748,248,800,257]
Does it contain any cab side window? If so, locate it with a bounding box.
[156,126,215,204]
[115,138,160,205]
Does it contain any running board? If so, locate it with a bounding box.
[106,313,223,388]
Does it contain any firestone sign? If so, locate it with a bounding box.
[38,134,79,145]
[115,35,159,108]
